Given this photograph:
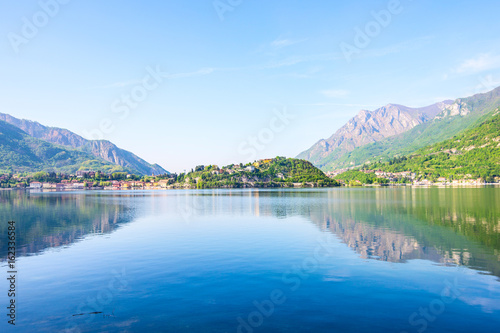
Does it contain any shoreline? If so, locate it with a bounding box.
[14,183,500,193]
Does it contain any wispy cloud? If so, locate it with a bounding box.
[453,53,500,74]
[91,67,216,89]
[297,102,378,108]
[94,79,142,89]
[166,67,215,79]
[310,113,354,121]
[262,53,340,69]
[263,55,309,69]
[259,36,432,70]
[252,36,431,71]
[320,89,350,98]
[270,38,308,49]
[271,66,327,79]
[359,36,434,59]
[255,37,309,57]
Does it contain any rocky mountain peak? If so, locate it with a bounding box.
[297,86,500,171]
[297,100,454,167]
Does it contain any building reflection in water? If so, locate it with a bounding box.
[1,188,499,279]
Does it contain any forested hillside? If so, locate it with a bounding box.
[368,109,500,181]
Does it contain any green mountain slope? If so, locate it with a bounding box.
[369,108,500,180]
[316,86,500,171]
[0,120,134,174]
[0,112,168,175]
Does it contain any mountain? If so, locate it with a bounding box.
[0,120,137,174]
[369,107,500,180]
[0,113,167,175]
[299,86,500,171]
[297,101,453,169]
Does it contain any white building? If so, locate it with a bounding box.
[29,182,42,189]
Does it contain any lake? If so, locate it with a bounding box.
[1,188,499,332]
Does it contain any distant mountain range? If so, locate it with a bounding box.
[0,113,167,175]
[369,107,500,180]
[298,86,500,171]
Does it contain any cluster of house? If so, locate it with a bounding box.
[200,159,277,175]
[327,169,499,185]
[1,174,41,188]
[75,170,97,178]
[29,179,176,191]
[371,170,417,182]
[29,180,86,190]
[21,161,280,191]
[413,177,499,186]
[102,180,174,190]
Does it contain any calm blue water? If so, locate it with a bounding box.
[1,188,499,332]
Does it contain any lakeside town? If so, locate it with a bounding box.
[1,170,177,191]
[327,169,500,186]
[0,158,334,190]
[1,161,499,191]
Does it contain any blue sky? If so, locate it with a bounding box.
[1,0,500,173]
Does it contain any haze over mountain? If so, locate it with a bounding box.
[0,113,168,175]
[298,86,500,171]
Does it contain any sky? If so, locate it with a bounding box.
[1,0,500,173]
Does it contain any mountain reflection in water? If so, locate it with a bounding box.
[0,190,135,260]
[1,188,499,279]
